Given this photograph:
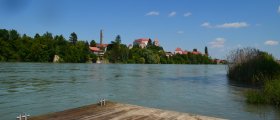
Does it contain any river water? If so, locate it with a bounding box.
[0,63,279,120]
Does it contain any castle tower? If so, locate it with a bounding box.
[154,38,159,46]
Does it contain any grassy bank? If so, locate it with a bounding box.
[227,48,280,107]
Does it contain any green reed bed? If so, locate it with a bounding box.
[227,48,280,107]
[246,79,280,107]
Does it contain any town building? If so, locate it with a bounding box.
[89,30,108,56]
[165,52,173,58]
[175,48,183,54]
[133,38,160,48]
[133,38,150,48]
[182,50,188,54]
[175,48,203,55]
[213,59,227,64]
[192,49,201,55]
[175,48,189,55]
[128,44,133,49]
[89,46,102,54]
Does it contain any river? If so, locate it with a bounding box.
[0,63,279,119]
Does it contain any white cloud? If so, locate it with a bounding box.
[216,22,248,28]
[264,40,279,46]
[183,12,192,17]
[201,22,212,28]
[209,38,226,48]
[278,6,280,13]
[146,11,159,16]
[177,31,184,34]
[168,11,176,17]
[201,22,249,28]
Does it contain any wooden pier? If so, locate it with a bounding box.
[29,101,225,120]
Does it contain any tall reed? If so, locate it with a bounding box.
[227,48,280,106]
[227,48,280,86]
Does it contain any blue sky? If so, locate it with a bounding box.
[0,0,280,59]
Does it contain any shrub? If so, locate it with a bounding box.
[227,48,280,86]
[228,48,280,107]
[138,57,145,64]
[246,90,266,104]
[264,79,280,107]
[246,79,280,107]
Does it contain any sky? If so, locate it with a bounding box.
[0,0,279,59]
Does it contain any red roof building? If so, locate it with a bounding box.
[96,44,109,48]
[175,48,182,51]
[182,50,188,54]
[89,44,109,55]
[134,38,149,43]
[89,47,102,52]
[175,48,203,55]
[175,48,183,54]
[133,38,150,48]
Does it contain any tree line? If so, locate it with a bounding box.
[0,29,94,62]
[0,29,214,64]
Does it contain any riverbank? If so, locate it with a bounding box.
[29,101,225,120]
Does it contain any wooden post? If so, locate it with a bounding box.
[17,114,22,120]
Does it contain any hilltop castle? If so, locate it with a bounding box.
[133,38,160,48]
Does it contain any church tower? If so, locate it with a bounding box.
[100,29,103,45]
[154,38,160,46]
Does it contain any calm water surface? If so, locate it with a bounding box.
[0,63,279,120]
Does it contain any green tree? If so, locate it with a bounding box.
[43,32,53,40]
[0,29,9,40]
[15,34,32,61]
[147,38,152,47]
[9,29,20,41]
[105,35,129,63]
[69,32,77,45]
[0,38,11,61]
[139,57,145,64]
[205,46,208,56]
[90,40,97,47]
[85,41,89,46]
[34,33,40,39]
[28,40,50,62]
[113,35,121,45]
[0,29,11,61]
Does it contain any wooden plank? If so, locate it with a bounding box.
[29,101,226,120]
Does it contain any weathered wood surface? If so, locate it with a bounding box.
[29,101,226,120]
